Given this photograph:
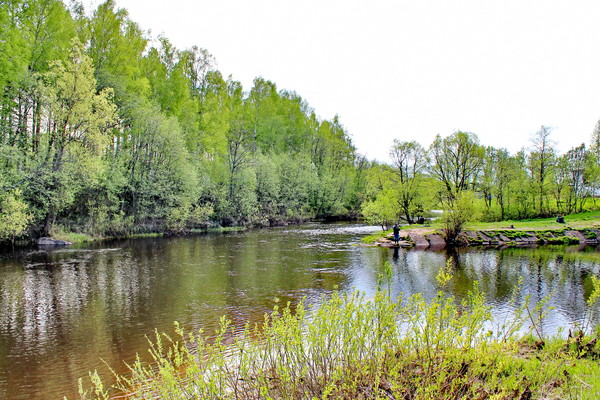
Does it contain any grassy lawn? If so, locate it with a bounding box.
[397,211,600,232]
[464,211,600,231]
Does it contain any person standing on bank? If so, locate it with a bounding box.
[393,223,400,243]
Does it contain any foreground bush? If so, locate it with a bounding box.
[78,268,600,399]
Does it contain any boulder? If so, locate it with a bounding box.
[37,237,72,246]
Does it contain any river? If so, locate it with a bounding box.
[0,222,599,399]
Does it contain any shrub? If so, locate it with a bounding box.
[76,262,599,399]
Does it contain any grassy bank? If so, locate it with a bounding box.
[421,210,600,232]
[77,265,600,400]
[42,226,246,245]
[362,211,600,245]
[462,211,600,231]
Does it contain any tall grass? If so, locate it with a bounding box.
[77,263,600,400]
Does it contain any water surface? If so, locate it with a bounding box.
[0,223,599,399]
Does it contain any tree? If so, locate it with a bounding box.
[591,120,600,159]
[42,39,116,170]
[361,188,400,230]
[197,72,233,156]
[227,119,256,201]
[0,0,28,93]
[389,139,427,223]
[563,144,590,213]
[440,191,477,244]
[24,0,76,73]
[528,126,556,216]
[429,131,484,202]
[38,38,117,233]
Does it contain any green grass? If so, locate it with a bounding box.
[361,229,391,243]
[464,211,600,231]
[48,225,94,243]
[76,264,600,400]
[393,211,600,237]
[566,360,600,399]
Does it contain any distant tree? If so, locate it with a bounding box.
[592,120,600,159]
[479,147,517,221]
[227,119,256,200]
[389,139,427,223]
[429,131,484,202]
[528,126,556,216]
[361,188,400,230]
[511,151,536,219]
[554,153,570,213]
[563,144,590,213]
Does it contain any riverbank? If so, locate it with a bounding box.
[18,216,324,248]
[14,225,248,248]
[368,211,600,249]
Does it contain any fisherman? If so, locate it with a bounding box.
[393,223,400,243]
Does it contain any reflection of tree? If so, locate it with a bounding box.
[1,232,599,398]
[376,246,598,335]
[444,247,461,269]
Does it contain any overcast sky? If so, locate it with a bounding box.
[85,0,600,162]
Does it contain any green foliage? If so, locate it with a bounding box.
[361,189,399,230]
[440,191,478,243]
[6,0,599,244]
[429,131,484,201]
[368,125,600,229]
[0,0,363,241]
[0,189,32,243]
[76,282,599,400]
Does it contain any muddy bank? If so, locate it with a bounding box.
[375,228,600,250]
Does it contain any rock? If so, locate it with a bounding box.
[427,233,446,250]
[37,237,72,246]
[407,232,430,248]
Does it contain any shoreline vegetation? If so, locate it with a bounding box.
[31,217,345,247]
[363,211,600,249]
[25,211,600,249]
[40,225,249,246]
[78,265,600,400]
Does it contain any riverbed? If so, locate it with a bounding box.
[0,222,599,399]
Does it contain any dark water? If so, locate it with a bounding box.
[0,222,599,399]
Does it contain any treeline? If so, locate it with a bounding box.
[2,1,599,245]
[363,127,600,229]
[0,0,365,243]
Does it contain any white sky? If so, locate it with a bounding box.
[84,0,600,162]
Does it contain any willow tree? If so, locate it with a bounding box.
[389,139,427,224]
[528,126,556,216]
[429,131,484,203]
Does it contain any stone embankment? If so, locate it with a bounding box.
[376,228,600,249]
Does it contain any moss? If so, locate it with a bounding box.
[545,236,579,245]
[493,230,534,239]
[361,230,391,243]
[466,236,484,245]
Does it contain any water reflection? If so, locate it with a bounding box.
[0,224,598,399]
[352,245,600,337]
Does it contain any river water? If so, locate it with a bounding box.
[0,222,599,399]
